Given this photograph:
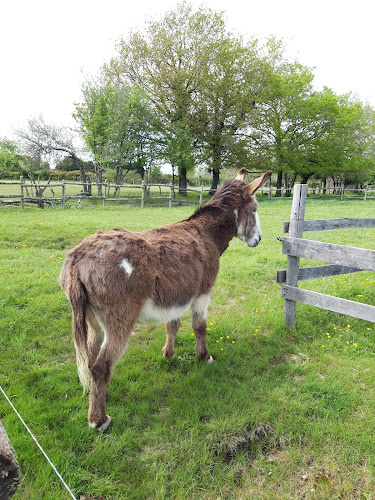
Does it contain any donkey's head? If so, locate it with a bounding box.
[234,168,272,247]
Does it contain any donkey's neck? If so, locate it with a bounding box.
[189,208,237,256]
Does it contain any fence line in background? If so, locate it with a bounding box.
[0,177,375,209]
[277,183,375,328]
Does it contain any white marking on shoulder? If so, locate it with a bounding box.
[120,258,134,277]
[138,298,193,325]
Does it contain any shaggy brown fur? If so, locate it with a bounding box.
[59,169,272,430]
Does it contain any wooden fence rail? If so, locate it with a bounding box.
[1,177,375,209]
[277,184,375,327]
[0,177,217,209]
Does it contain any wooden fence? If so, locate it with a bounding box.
[1,177,375,209]
[277,184,375,327]
[0,177,211,209]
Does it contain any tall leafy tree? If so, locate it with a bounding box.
[75,79,159,193]
[246,40,374,194]
[192,37,265,192]
[105,2,264,192]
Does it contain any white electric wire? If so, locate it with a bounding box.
[0,385,77,500]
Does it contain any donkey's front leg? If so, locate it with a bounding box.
[163,319,180,359]
[192,294,214,363]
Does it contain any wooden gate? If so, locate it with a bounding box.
[277,184,375,327]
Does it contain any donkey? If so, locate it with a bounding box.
[59,168,272,430]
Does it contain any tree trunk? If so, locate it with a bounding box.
[209,168,220,196]
[322,178,327,195]
[276,171,283,197]
[87,176,92,196]
[179,167,187,196]
[95,169,102,197]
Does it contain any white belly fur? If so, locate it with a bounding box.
[138,298,194,325]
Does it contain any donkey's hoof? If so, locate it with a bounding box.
[162,347,175,359]
[206,355,214,364]
[89,415,111,431]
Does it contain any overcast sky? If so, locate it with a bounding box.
[1,0,374,140]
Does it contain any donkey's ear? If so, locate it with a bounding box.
[247,170,272,195]
[236,168,247,182]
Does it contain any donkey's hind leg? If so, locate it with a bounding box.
[162,319,180,359]
[192,293,213,363]
[86,307,105,369]
[88,313,136,431]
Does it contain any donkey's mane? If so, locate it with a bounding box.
[189,179,244,220]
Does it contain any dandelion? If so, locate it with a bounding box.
[321,345,325,348]
[346,341,350,345]
[220,348,223,351]
[191,333,194,336]
[232,341,235,344]
[210,322,214,326]
[226,336,230,339]
[353,343,358,347]
[347,325,351,328]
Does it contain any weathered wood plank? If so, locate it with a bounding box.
[282,285,375,323]
[282,237,375,272]
[276,264,365,284]
[283,218,375,233]
[284,184,308,327]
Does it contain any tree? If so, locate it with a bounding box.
[15,116,89,191]
[105,2,262,192]
[74,79,160,193]
[0,139,23,174]
[245,40,375,195]
[192,38,266,193]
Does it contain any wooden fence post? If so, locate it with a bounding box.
[61,180,66,209]
[141,181,145,208]
[169,183,173,208]
[104,179,107,204]
[284,184,308,328]
[20,176,24,210]
[0,421,20,499]
[199,184,204,205]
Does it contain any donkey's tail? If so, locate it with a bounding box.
[66,276,91,393]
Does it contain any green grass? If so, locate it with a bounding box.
[1,198,375,499]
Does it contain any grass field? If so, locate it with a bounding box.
[1,197,375,499]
